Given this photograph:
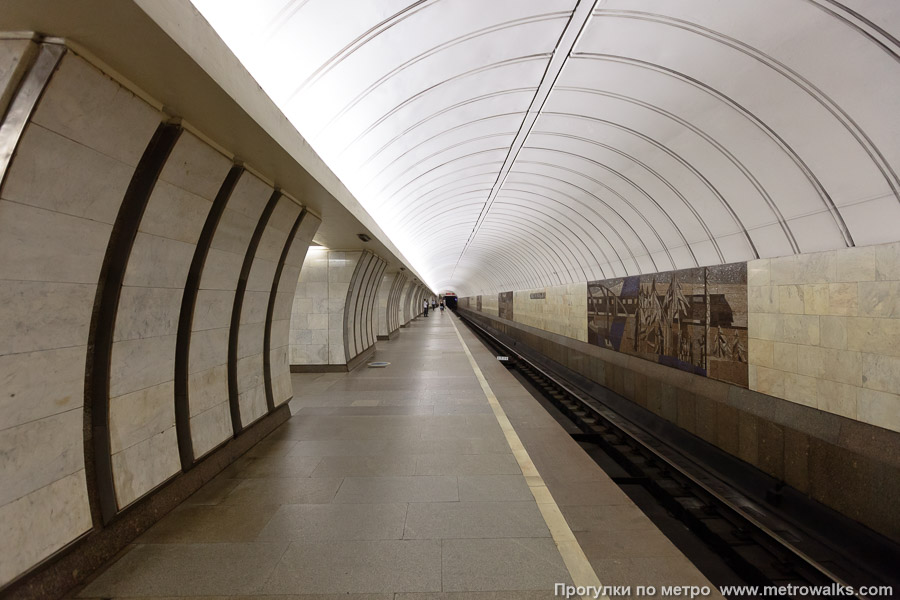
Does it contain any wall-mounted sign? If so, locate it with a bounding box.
[496,356,509,361]
[530,292,546,299]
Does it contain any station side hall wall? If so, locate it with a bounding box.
[289,249,388,368]
[0,39,320,592]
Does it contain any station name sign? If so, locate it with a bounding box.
[529,292,546,299]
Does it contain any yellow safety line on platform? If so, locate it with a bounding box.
[448,315,609,600]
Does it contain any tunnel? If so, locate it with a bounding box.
[1,1,898,599]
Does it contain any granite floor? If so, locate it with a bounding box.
[77,311,718,599]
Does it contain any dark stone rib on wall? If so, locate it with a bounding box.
[350,253,371,357]
[357,254,380,353]
[264,208,307,412]
[0,42,64,185]
[387,273,404,333]
[84,122,182,525]
[366,261,387,348]
[174,165,244,471]
[343,252,370,363]
[228,189,281,436]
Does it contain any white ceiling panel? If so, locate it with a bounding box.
[193,0,900,295]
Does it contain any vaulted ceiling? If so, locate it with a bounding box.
[192,0,900,296]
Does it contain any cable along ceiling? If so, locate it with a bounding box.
[192,0,900,296]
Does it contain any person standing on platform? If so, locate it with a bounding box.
[440,301,445,313]
[423,298,429,317]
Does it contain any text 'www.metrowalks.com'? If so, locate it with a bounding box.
[554,583,894,598]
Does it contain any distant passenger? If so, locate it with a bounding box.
[423,298,429,317]
[440,301,445,313]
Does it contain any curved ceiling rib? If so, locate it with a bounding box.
[553,87,796,254]
[193,0,900,296]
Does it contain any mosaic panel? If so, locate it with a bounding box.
[587,263,748,387]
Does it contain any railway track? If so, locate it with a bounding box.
[458,313,898,600]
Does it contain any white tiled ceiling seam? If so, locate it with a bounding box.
[191,0,900,296]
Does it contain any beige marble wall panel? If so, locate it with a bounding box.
[367,263,386,347]
[399,279,413,325]
[327,252,360,364]
[0,471,92,586]
[346,252,385,360]
[269,213,322,406]
[189,172,271,457]
[290,249,329,364]
[236,197,300,426]
[109,427,179,508]
[375,272,395,337]
[110,131,231,508]
[512,283,588,342]
[481,293,499,316]
[389,273,407,332]
[748,242,900,433]
[344,253,367,358]
[31,54,159,167]
[0,52,160,586]
[289,248,375,367]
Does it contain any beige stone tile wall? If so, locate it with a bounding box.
[748,243,900,433]
[328,251,361,364]
[111,130,232,507]
[399,278,414,324]
[0,51,159,586]
[344,251,385,359]
[362,258,386,351]
[375,271,396,337]
[290,250,362,365]
[512,283,588,342]
[190,172,272,458]
[235,197,302,427]
[270,214,320,406]
[481,293,499,316]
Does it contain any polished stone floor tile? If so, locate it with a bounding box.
[236,455,323,478]
[245,438,299,457]
[78,543,288,597]
[432,403,494,415]
[414,453,521,475]
[561,503,659,533]
[332,476,458,503]
[181,474,241,506]
[310,454,417,477]
[430,436,512,455]
[261,540,442,594]
[403,501,549,539]
[575,530,682,559]
[222,477,343,505]
[441,538,571,592]
[256,502,407,541]
[541,477,634,507]
[584,555,714,598]
[139,504,279,543]
[457,474,533,502]
[288,439,397,457]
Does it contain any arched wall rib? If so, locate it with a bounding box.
[227,190,281,435]
[85,122,182,524]
[174,165,243,471]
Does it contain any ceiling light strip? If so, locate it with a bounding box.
[449,0,600,285]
